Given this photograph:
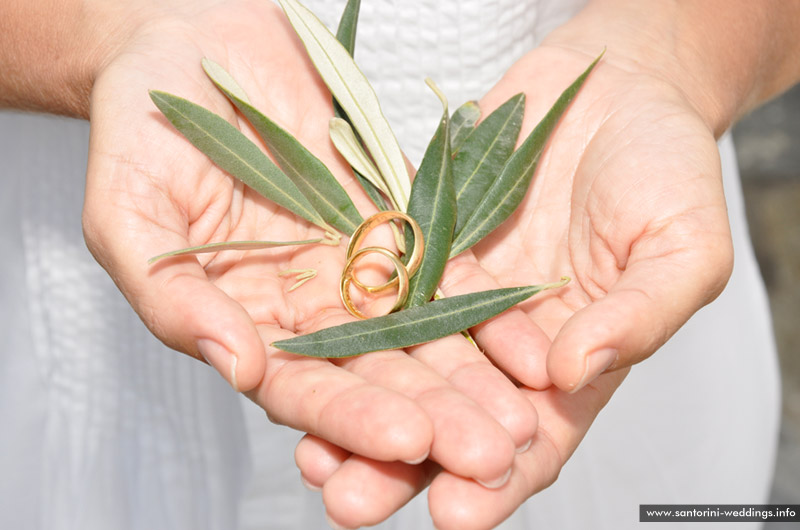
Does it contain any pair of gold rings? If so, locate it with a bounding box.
[340,211,424,319]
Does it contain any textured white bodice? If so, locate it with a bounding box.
[306,0,585,163]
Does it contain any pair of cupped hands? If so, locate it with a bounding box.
[81,1,733,528]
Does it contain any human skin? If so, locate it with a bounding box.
[293,1,800,529]
[2,0,800,528]
[296,43,728,527]
[2,0,541,488]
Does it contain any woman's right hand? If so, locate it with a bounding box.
[82,0,541,494]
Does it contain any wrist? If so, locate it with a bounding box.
[542,0,800,137]
[0,0,148,118]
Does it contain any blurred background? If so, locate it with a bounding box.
[732,84,800,518]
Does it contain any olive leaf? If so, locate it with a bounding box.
[450,100,481,153]
[202,59,362,235]
[329,117,392,201]
[273,279,568,357]
[149,0,592,357]
[450,53,602,257]
[201,58,252,104]
[354,168,393,211]
[452,93,525,235]
[331,0,389,211]
[334,0,361,85]
[279,0,411,210]
[404,79,456,307]
[149,90,333,233]
[148,239,323,264]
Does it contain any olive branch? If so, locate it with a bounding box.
[148,0,600,357]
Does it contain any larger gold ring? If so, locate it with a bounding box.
[345,211,424,294]
[340,246,410,319]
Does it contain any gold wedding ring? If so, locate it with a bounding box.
[339,211,424,319]
[340,246,410,319]
[344,211,424,293]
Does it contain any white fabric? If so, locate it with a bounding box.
[0,113,250,529]
[0,0,779,529]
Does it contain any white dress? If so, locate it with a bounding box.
[0,1,779,529]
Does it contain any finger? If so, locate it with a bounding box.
[295,307,520,484]
[439,251,554,389]
[335,334,519,487]
[322,456,438,529]
[83,199,267,392]
[409,333,539,454]
[429,443,559,530]
[295,436,438,529]
[294,434,350,491]
[547,234,732,392]
[249,325,434,465]
[428,370,626,530]
[83,127,270,391]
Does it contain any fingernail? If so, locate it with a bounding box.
[325,513,354,530]
[476,467,512,489]
[571,348,617,393]
[197,339,239,391]
[401,449,429,465]
[300,474,322,492]
[516,438,532,454]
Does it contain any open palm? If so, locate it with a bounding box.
[464,45,732,391]
[83,0,540,489]
[296,45,735,529]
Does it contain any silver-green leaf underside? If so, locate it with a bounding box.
[450,100,481,153]
[273,279,568,357]
[279,0,411,210]
[331,0,388,211]
[452,93,525,235]
[329,117,391,199]
[149,90,331,232]
[201,58,252,104]
[148,239,323,264]
[404,79,455,307]
[450,54,602,257]
[202,59,362,235]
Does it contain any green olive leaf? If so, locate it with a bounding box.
[452,93,525,235]
[149,90,332,233]
[279,0,411,210]
[450,100,481,153]
[335,0,360,75]
[148,238,323,264]
[404,79,456,307]
[450,53,602,257]
[202,59,362,235]
[273,279,568,357]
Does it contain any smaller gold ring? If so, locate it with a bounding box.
[340,246,410,319]
[345,211,424,293]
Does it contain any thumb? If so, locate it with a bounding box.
[83,211,266,394]
[439,250,554,390]
[142,260,267,393]
[83,92,267,393]
[547,241,733,393]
